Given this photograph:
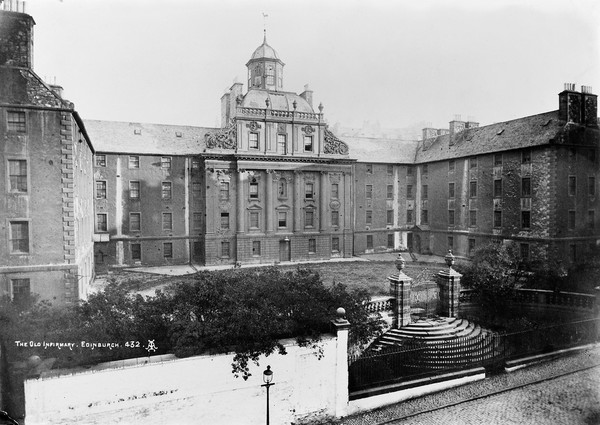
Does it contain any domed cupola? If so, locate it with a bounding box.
[246,31,285,91]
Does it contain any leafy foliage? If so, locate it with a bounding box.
[0,267,383,380]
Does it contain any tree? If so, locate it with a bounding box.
[459,242,527,325]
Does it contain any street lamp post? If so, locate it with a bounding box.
[261,365,275,425]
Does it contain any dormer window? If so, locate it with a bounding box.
[266,64,275,86]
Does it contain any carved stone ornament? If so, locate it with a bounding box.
[304,172,317,181]
[277,123,286,133]
[246,121,262,131]
[330,200,341,210]
[301,125,315,135]
[205,119,237,150]
[215,169,232,177]
[329,173,341,184]
[324,129,349,155]
[271,171,282,181]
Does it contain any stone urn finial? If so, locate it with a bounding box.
[445,249,455,268]
[395,253,406,271]
[335,307,346,323]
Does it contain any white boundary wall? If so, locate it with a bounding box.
[24,334,339,425]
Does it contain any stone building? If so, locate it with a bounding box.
[0,3,95,304]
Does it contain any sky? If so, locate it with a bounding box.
[21,0,600,132]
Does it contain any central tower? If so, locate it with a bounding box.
[246,31,285,91]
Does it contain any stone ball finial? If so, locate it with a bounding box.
[336,307,346,322]
[395,254,406,271]
[265,98,270,108]
[27,355,42,369]
[445,249,455,267]
[318,102,324,113]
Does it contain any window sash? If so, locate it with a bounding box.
[163,243,173,258]
[129,156,140,168]
[387,185,393,199]
[332,237,340,252]
[470,181,477,197]
[7,111,26,132]
[97,214,107,232]
[220,213,230,229]
[448,182,455,198]
[129,181,140,199]
[278,134,287,154]
[249,182,259,198]
[308,239,316,253]
[220,182,229,200]
[221,241,230,257]
[10,222,29,253]
[304,135,313,151]
[469,210,477,226]
[95,155,106,167]
[193,213,202,229]
[331,183,339,199]
[305,183,314,199]
[162,213,173,230]
[250,212,259,229]
[96,181,107,199]
[278,212,287,228]
[252,241,261,256]
[522,178,532,197]
[249,133,259,149]
[331,211,339,227]
[162,182,172,199]
[8,160,27,192]
[129,213,141,231]
[305,211,314,227]
[161,157,171,169]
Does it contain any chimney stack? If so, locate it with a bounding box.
[449,115,465,135]
[300,84,313,108]
[0,2,35,68]
[558,83,582,123]
[581,85,598,127]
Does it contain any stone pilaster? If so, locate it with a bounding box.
[266,170,274,233]
[388,254,412,328]
[293,170,301,233]
[236,168,245,233]
[319,171,327,232]
[437,250,462,317]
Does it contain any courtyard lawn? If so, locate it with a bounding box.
[98,258,444,299]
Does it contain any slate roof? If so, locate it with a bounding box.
[0,66,70,109]
[344,136,420,164]
[242,89,313,113]
[84,120,217,155]
[414,110,564,164]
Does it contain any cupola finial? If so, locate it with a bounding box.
[262,12,269,44]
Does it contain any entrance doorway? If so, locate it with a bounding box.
[279,239,291,262]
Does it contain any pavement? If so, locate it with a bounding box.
[331,344,600,425]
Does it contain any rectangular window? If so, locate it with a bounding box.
[448,182,455,198]
[448,160,455,172]
[162,212,173,231]
[95,154,106,167]
[448,210,455,226]
[520,243,530,262]
[469,210,477,226]
[331,183,339,199]
[220,212,229,230]
[127,181,139,199]
[129,156,140,169]
[220,181,229,200]
[570,244,577,263]
[332,237,340,252]
[387,164,393,176]
[308,238,316,254]
[568,210,576,229]
[366,164,373,174]
[421,209,429,224]
[305,210,314,227]
[494,210,502,228]
[96,181,107,199]
[193,212,202,229]
[406,184,413,198]
[305,182,314,199]
[192,182,202,199]
[96,214,107,232]
[407,166,414,176]
[522,150,532,164]
[277,134,287,154]
[304,135,313,152]
[161,157,172,169]
[568,176,576,196]
[470,157,478,169]
[589,176,596,197]
[588,210,595,229]
[422,184,428,199]
[494,179,502,197]
[470,181,477,198]
[252,241,261,256]
[366,210,372,225]
[7,111,26,132]
[387,234,394,248]
[422,164,428,175]
[163,242,173,259]
[221,241,230,258]
[9,221,29,253]
[278,211,287,228]
[249,132,259,149]
[162,182,172,199]
[366,235,373,249]
[11,278,30,302]
[387,185,393,199]
[494,153,503,166]
[331,210,339,227]
[366,184,373,199]
[521,211,531,229]
[249,181,259,199]
[8,160,27,192]
[129,212,141,231]
[448,236,454,250]
[131,243,141,261]
[522,178,531,197]
[406,209,413,223]
[249,211,259,229]
[387,210,393,225]
[191,158,200,169]
[468,238,476,255]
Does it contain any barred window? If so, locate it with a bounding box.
[162,182,172,199]
[95,154,106,167]
[470,181,477,198]
[96,214,107,232]
[96,181,107,199]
